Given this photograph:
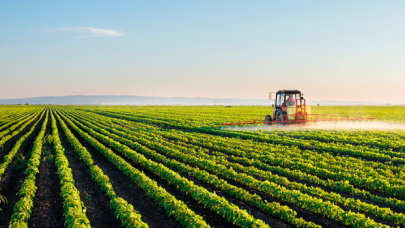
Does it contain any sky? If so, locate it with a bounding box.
[1,1,405,103]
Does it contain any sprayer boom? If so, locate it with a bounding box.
[222,114,375,126]
[222,89,375,126]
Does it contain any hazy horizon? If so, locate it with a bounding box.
[1,1,405,103]
[1,94,401,106]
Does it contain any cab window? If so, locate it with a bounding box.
[279,94,285,105]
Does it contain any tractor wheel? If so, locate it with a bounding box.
[264,115,272,125]
[275,109,287,122]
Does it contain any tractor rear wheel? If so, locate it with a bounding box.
[275,109,287,122]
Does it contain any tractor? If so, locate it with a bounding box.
[222,89,375,126]
[265,90,308,124]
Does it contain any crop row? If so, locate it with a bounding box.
[61,109,389,228]
[0,111,45,181]
[262,128,405,143]
[63,110,319,228]
[72,108,405,209]
[90,108,405,165]
[218,128,405,163]
[90,111,405,227]
[264,129,405,150]
[0,109,40,130]
[54,111,210,228]
[73,109,405,215]
[9,110,49,228]
[146,126,405,212]
[110,124,405,228]
[0,109,35,128]
[53,111,150,228]
[58,110,272,228]
[80,108,404,182]
[0,109,39,132]
[0,111,43,150]
[77,108,405,198]
[156,128,405,203]
[155,125,405,195]
[238,129,405,158]
[50,111,91,227]
[0,110,41,141]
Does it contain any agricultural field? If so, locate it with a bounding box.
[0,105,405,228]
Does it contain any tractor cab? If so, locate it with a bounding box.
[274,90,303,108]
[265,90,310,123]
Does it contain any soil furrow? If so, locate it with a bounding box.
[62,115,183,228]
[29,115,65,228]
[55,117,122,228]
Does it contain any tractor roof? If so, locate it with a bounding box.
[277,90,301,94]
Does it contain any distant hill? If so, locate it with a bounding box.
[0,95,384,106]
[0,95,272,105]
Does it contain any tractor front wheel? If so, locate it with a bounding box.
[275,110,287,122]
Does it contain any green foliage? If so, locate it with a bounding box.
[50,112,91,228]
[41,134,55,163]
[0,111,45,179]
[68,105,405,227]
[10,110,49,228]
[56,111,208,228]
[15,154,28,170]
[2,105,405,228]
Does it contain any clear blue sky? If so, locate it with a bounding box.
[1,1,404,103]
